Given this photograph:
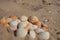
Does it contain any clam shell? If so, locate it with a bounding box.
[17,28,28,38]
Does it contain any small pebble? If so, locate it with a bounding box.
[44,19,49,22]
[43,19,49,22]
[56,32,60,34]
[56,31,60,40]
[48,10,52,14]
[43,17,49,22]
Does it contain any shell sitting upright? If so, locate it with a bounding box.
[29,30,36,39]
[16,16,29,38]
[38,24,50,40]
[9,15,18,20]
[19,16,28,22]
[16,21,29,38]
[29,23,37,39]
[0,17,10,27]
[0,17,8,24]
[9,20,19,31]
[39,31,50,40]
[28,16,41,28]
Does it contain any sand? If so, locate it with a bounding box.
[0,0,60,40]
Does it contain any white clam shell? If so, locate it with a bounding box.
[39,31,50,40]
[17,28,28,38]
[9,20,20,31]
[16,21,28,38]
[35,28,44,33]
[30,30,36,39]
[9,20,19,26]
[29,23,38,30]
[18,21,28,28]
[32,25,38,30]
[9,26,17,31]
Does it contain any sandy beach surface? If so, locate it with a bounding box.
[0,0,60,40]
